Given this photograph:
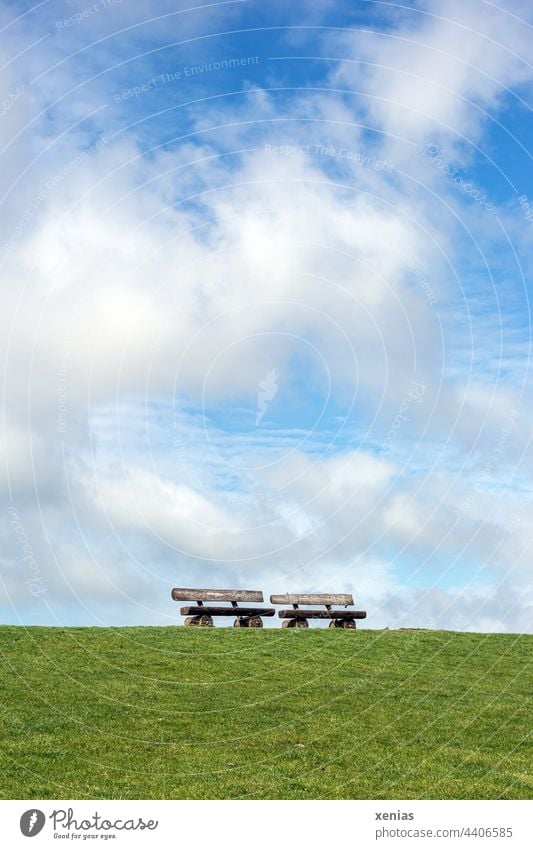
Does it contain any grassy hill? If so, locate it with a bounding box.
[0,626,531,799]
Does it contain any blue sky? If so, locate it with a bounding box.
[1,0,532,631]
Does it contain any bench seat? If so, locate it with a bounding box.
[172,587,274,627]
[278,609,367,620]
[180,606,275,617]
[272,592,366,628]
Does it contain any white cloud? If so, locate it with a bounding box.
[328,0,533,147]
[1,0,532,632]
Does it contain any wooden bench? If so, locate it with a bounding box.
[270,593,367,629]
[171,587,275,627]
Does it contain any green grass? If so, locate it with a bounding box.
[0,626,531,799]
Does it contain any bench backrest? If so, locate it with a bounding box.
[171,587,264,603]
[270,593,354,606]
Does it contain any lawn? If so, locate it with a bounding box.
[0,626,531,799]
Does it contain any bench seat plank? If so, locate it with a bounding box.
[270,593,354,606]
[172,588,263,602]
[278,609,366,620]
[180,606,275,617]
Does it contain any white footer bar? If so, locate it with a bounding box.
[1,800,531,848]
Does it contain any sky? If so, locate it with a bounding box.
[1,0,532,632]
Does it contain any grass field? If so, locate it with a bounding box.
[0,626,531,799]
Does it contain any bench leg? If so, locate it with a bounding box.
[282,618,309,628]
[184,614,214,627]
[329,619,356,629]
[234,616,263,628]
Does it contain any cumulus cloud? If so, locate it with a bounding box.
[1,0,532,632]
[328,0,533,147]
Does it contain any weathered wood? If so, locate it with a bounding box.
[282,618,309,628]
[180,606,275,617]
[234,615,263,628]
[278,608,366,619]
[172,588,264,602]
[184,614,214,627]
[270,593,354,606]
[329,618,357,629]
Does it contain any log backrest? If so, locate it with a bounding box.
[171,588,264,604]
[270,593,354,607]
